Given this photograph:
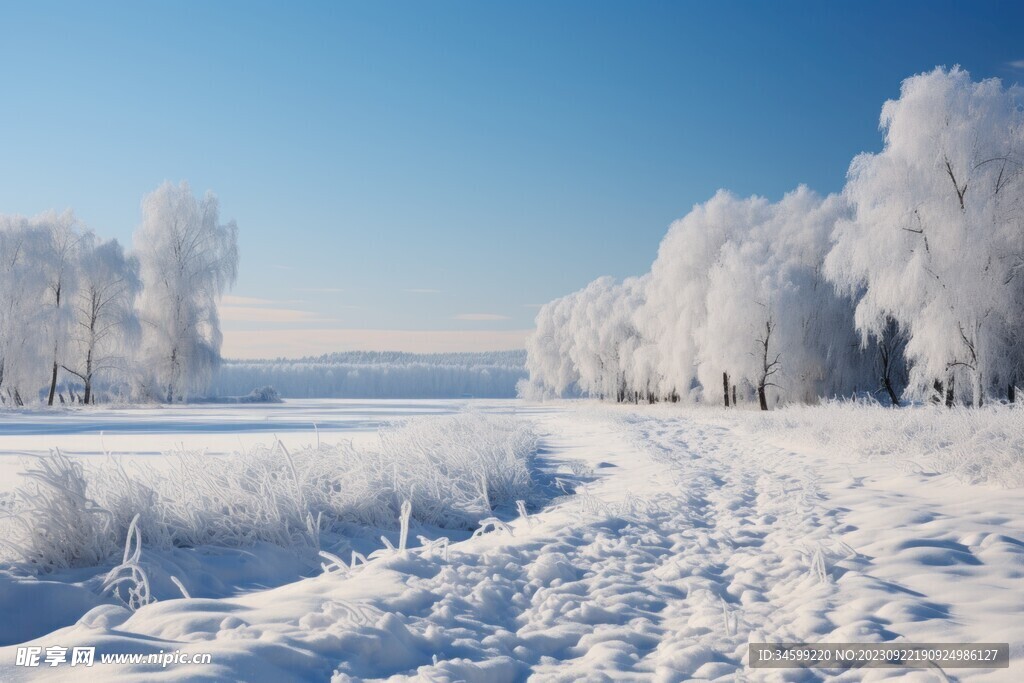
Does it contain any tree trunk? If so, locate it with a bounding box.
[166,347,177,403]
[877,325,906,408]
[731,385,737,406]
[83,348,93,405]
[883,375,900,407]
[47,357,58,406]
[931,379,944,405]
[1009,382,1016,404]
[758,385,768,411]
[48,282,62,405]
[722,372,730,408]
[944,375,955,408]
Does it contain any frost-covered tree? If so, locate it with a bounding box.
[640,190,751,400]
[523,66,1024,409]
[134,182,238,402]
[0,183,239,407]
[0,215,54,404]
[696,187,868,409]
[38,211,86,405]
[568,277,642,400]
[523,188,871,408]
[523,276,651,401]
[826,67,1024,406]
[523,288,585,399]
[62,236,141,403]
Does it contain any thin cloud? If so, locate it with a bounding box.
[453,313,510,321]
[294,287,345,293]
[220,306,336,323]
[1007,59,1024,70]
[522,303,544,309]
[222,295,276,306]
[222,328,532,359]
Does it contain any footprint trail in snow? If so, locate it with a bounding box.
[3,404,1019,682]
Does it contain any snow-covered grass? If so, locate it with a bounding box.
[0,413,536,572]
[734,401,1024,487]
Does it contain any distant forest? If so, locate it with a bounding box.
[211,351,527,399]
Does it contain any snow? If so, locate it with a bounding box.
[0,399,1020,681]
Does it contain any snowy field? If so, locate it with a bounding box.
[0,399,1021,681]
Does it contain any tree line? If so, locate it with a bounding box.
[0,181,238,405]
[522,67,1024,409]
[212,351,527,399]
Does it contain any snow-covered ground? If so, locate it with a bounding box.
[0,400,1021,681]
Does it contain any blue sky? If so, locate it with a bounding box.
[1,1,1022,357]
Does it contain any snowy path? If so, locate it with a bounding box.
[1,404,1020,681]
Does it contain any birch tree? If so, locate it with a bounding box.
[134,182,239,402]
[38,211,86,405]
[63,236,141,403]
[0,216,52,404]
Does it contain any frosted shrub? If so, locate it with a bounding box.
[0,450,116,570]
[0,414,537,571]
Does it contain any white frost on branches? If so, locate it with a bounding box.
[525,67,1024,408]
[134,182,239,403]
[0,181,237,405]
[524,188,870,406]
[826,67,1024,406]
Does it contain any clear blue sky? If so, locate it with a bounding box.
[1,1,1022,357]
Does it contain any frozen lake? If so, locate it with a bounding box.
[0,399,526,492]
